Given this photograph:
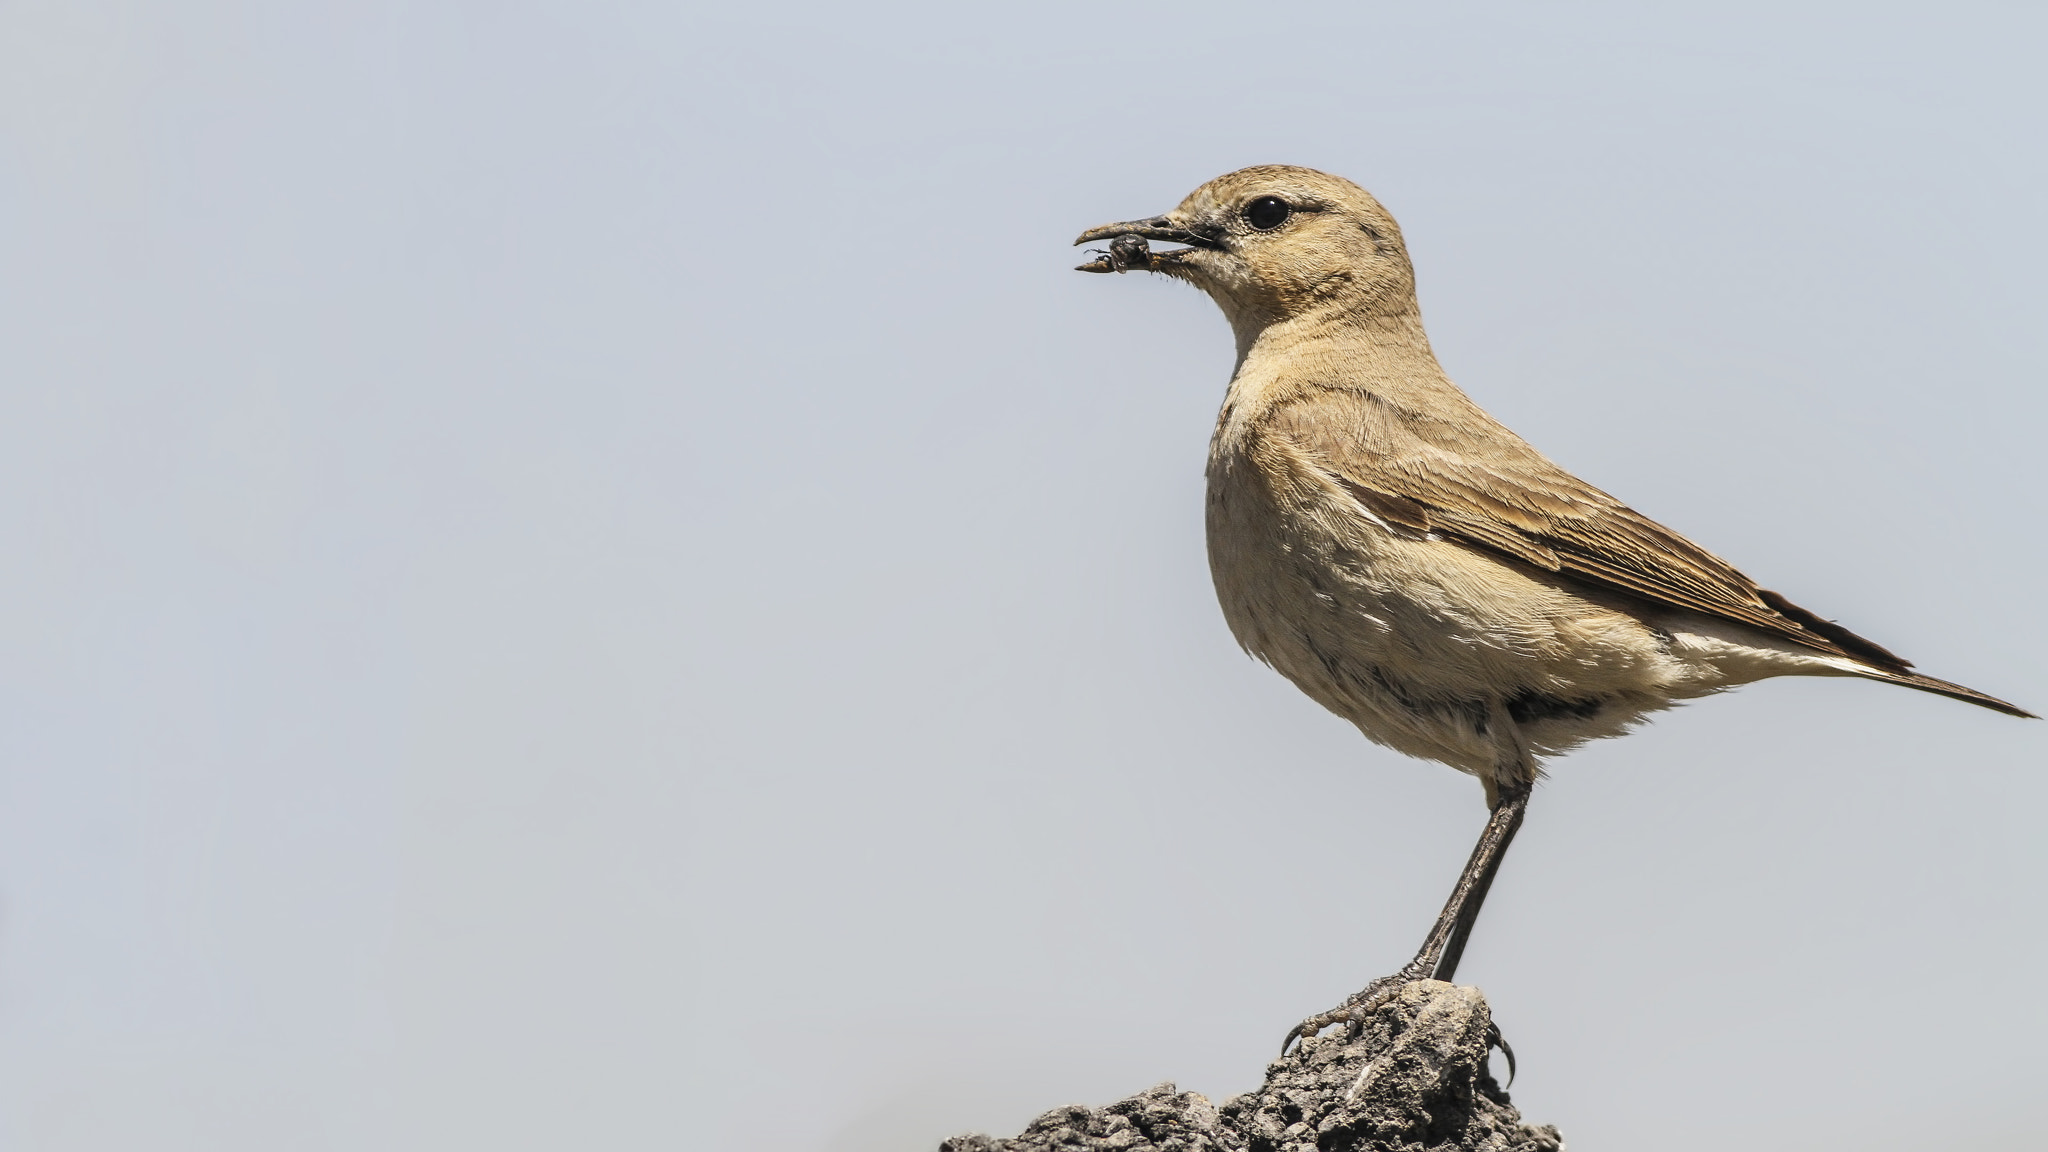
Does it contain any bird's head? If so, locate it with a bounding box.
[1075,165,1416,340]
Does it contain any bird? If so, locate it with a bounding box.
[1072,165,2031,1051]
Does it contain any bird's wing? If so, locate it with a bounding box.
[1267,388,1915,671]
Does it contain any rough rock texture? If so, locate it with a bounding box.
[940,982,1561,1152]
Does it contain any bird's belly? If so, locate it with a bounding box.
[1205,470,1685,772]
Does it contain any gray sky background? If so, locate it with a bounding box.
[2,2,2044,1149]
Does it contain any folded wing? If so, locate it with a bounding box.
[1268,388,2032,717]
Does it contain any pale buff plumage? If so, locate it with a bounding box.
[1078,165,2028,808]
[1076,165,2031,1044]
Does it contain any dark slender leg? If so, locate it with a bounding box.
[1424,782,1530,983]
[1284,781,1533,1051]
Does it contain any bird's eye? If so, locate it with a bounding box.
[1245,196,1291,231]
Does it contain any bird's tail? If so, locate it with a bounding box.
[1855,668,2036,719]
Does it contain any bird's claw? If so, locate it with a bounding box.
[1280,972,1426,1055]
[1487,1020,1517,1087]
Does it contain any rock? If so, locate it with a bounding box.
[940,981,1561,1152]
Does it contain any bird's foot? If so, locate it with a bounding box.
[1281,967,1433,1055]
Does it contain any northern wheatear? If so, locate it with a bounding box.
[1074,165,2030,1049]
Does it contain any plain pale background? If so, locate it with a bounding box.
[1,1,2043,1148]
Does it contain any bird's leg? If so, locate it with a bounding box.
[1283,778,1533,1053]
[1422,777,1531,984]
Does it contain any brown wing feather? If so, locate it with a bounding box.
[1272,389,1906,669]
[1271,389,2032,717]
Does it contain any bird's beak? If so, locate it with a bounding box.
[1072,215,1222,274]
[1073,216,1220,248]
